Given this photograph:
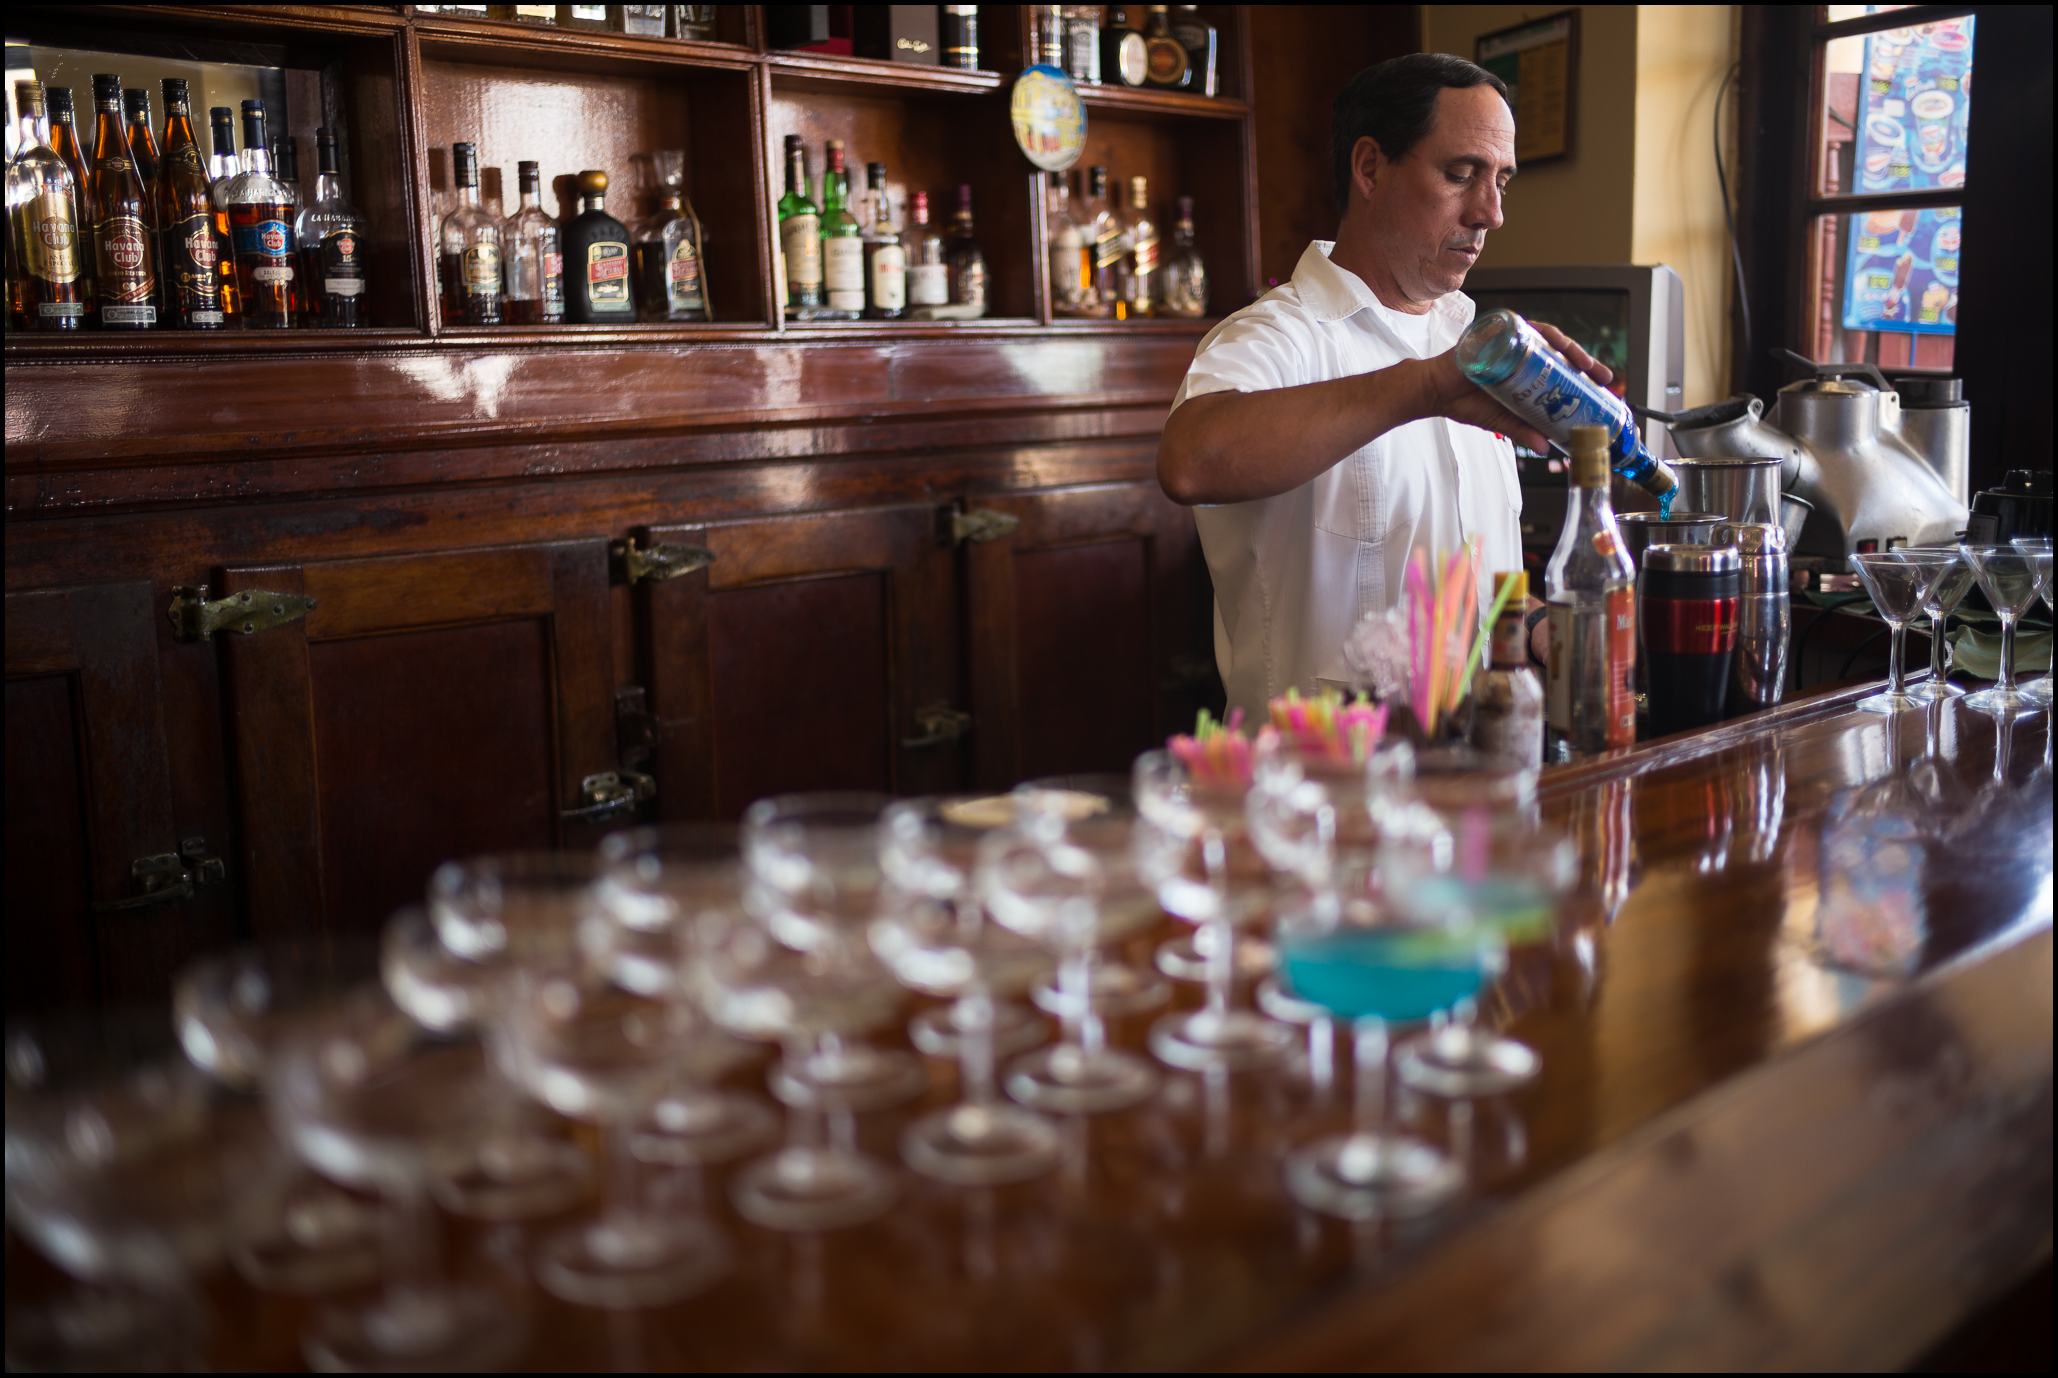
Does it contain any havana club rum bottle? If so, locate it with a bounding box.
[225,101,299,326]
[45,86,96,318]
[206,106,242,322]
[87,74,158,329]
[7,81,88,330]
[155,79,227,329]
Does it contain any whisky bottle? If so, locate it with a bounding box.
[561,168,633,323]
[503,159,564,324]
[614,3,667,35]
[777,134,822,316]
[1119,174,1156,319]
[155,79,226,329]
[206,106,240,322]
[1142,7,1191,90]
[904,189,949,311]
[122,87,159,204]
[88,75,158,329]
[940,7,980,69]
[819,139,863,320]
[1085,164,1125,314]
[944,184,986,317]
[1157,194,1207,317]
[295,127,367,327]
[1046,169,1093,317]
[439,141,502,325]
[273,136,302,218]
[7,81,88,330]
[226,101,298,327]
[632,150,707,322]
[862,162,905,320]
[1171,6,1218,97]
[1100,9,1149,88]
[668,5,717,40]
[490,4,557,21]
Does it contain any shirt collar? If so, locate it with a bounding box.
[1292,240,1478,344]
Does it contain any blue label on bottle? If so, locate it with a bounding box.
[232,218,295,260]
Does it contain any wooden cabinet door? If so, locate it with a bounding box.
[639,505,960,819]
[217,540,620,939]
[4,582,230,1011]
[962,481,1217,789]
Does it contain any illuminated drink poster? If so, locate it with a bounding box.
[1841,15,1972,335]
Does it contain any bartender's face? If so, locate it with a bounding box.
[1361,84,1517,304]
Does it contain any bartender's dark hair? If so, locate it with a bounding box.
[1333,53,1511,214]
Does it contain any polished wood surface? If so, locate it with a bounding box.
[9,690,2045,1369]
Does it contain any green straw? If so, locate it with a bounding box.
[1455,572,1524,702]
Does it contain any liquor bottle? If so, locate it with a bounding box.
[940,6,980,70]
[490,5,557,22]
[1543,426,1638,760]
[1063,6,1101,83]
[1084,164,1123,315]
[632,150,707,322]
[1119,174,1156,319]
[1100,8,1149,87]
[503,159,564,324]
[1141,7,1191,90]
[819,139,863,320]
[903,189,948,312]
[776,133,822,316]
[944,183,986,316]
[122,88,159,203]
[45,88,93,202]
[614,3,667,35]
[1032,6,1065,67]
[1156,194,1207,317]
[1469,570,1545,769]
[226,102,298,327]
[1171,6,1218,97]
[439,141,502,325]
[668,5,717,40]
[1046,169,1093,317]
[87,75,157,329]
[862,163,905,320]
[273,135,301,216]
[560,169,634,323]
[206,106,240,322]
[7,81,88,330]
[556,4,609,30]
[294,126,367,327]
[155,79,226,330]
[1455,308,1681,510]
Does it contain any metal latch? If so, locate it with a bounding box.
[901,704,973,749]
[169,585,316,642]
[612,538,715,585]
[561,770,658,823]
[949,508,1021,545]
[92,838,226,913]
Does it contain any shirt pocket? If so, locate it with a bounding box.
[1313,437,1415,548]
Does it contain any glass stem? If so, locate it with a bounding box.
[601,1114,641,1238]
[1061,938,1101,1059]
[378,1183,441,1331]
[1202,828,1231,1022]
[1997,613,2017,693]
[1927,611,1948,683]
[1887,619,1907,696]
[958,986,997,1108]
[1351,1018,1388,1140]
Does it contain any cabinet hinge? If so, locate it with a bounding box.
[948,508,1021,545]
[612,538,715,585]
[169,585,316,643]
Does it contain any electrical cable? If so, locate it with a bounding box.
[1714,62,1752,380]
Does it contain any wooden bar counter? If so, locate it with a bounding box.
[13,684,2047,1371]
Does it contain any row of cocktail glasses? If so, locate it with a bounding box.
[1850,538,2053,715]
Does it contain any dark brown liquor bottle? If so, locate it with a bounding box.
[155,79,227,329]
[88,74,158,328]
[225,101,300,327]
[8,80,89,331]
[206,106,242,322]
[560,169,634,323]
[123,88,161,200]
[45,86,96,316]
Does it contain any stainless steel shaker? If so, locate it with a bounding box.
[1715,521,1789,715]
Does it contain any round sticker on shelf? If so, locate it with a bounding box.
[1011,64,1086,172]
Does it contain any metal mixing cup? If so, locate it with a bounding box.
[1616,512,1725,575]
[1714,520,1789,715]
[1670,456,1783,526]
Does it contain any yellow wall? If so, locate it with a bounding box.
[1418,6,1740,406]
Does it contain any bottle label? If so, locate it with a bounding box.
[870,244,906,311]
[24,194,81,282]
[322,229,367,296]
[908,260,950,305]
[1474,320,1635,455]
[1604,587,1636,746]
[96,214,156,303]
[781,214,822,289]
[234,217,296,283]
[1131,232,1159,277]
[953,256,987,309]
[38,301,87,320]
[166,212,223,313]
[1146,42,1187,85]
[586,240,630,303]
[1543,592,1636,749]
[1490,610,1528,669]
[1093,224,1125,271]
[463,241,502,291]
[824,236,865,310]
[667,237,702,309]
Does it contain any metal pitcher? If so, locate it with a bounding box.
[1714,520,1789,715]
[1668,456,1783,529]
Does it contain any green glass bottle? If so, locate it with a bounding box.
[777,134,822,317]
[819,138,863,321]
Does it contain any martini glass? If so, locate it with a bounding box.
[874,798,1060,1184]
[1851,552,1946,714]
[1893,546,1975,701]
[1275,886,1467,1219]
[2010,536,2053,705]
[1958,544,2044,716]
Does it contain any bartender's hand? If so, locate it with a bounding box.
[1420,320,1617,452]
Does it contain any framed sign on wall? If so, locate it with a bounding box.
[1476,9,1578,165]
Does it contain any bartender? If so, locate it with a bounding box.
[1158,53,1618,718]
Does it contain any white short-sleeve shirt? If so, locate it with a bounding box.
[1169,241,1524,719]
